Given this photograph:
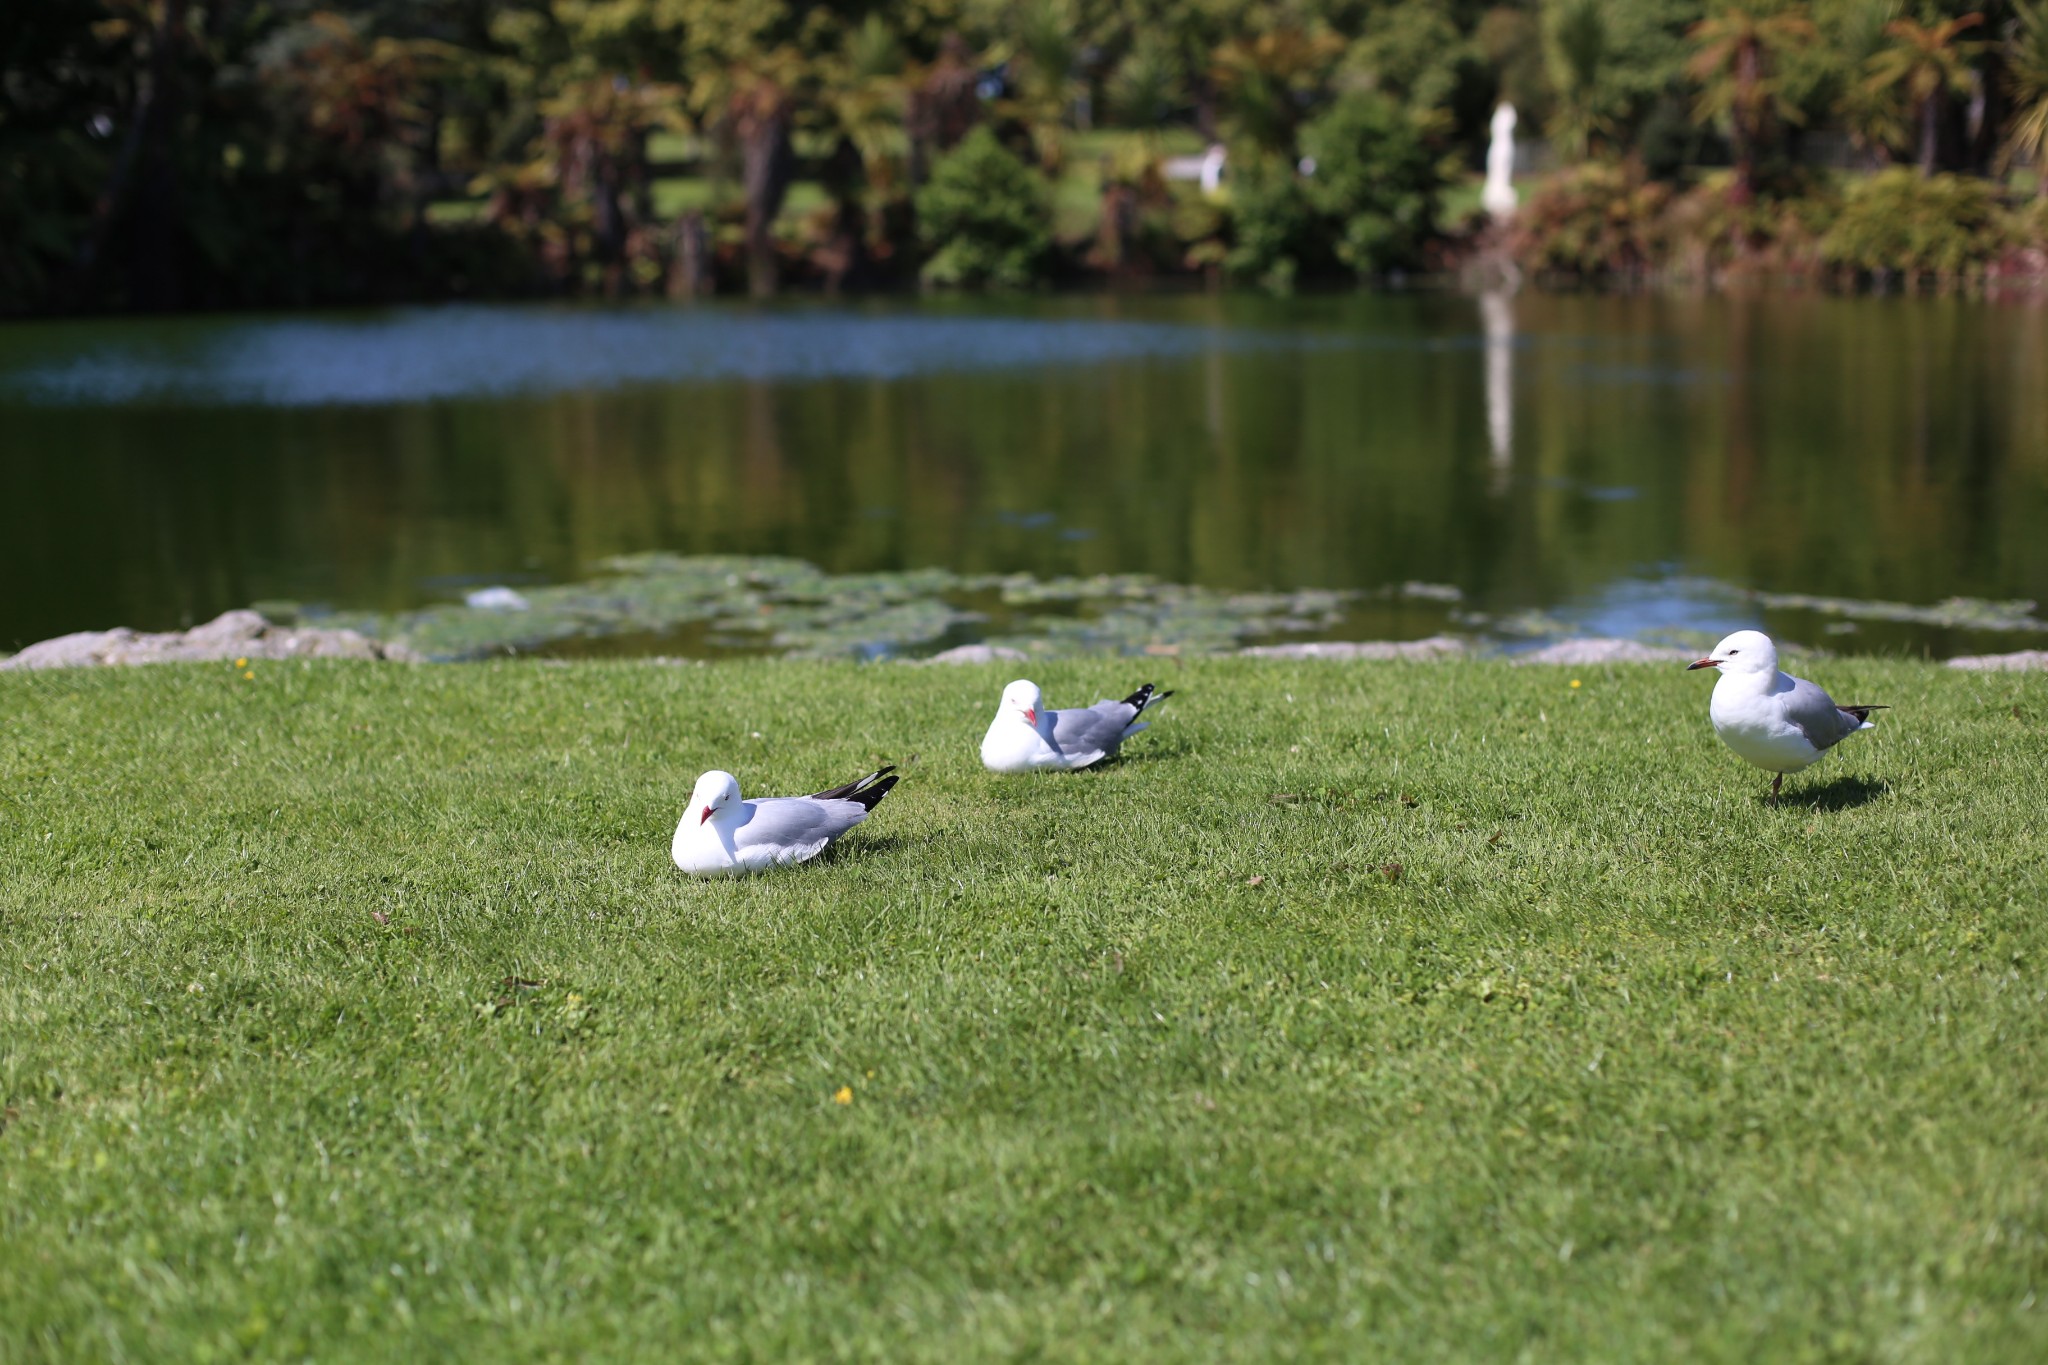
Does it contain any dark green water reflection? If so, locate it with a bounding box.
[2,294,2042,655]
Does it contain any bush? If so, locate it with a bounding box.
[1297,92,1441,276]
[1658,172,1839,281]
[1224,93,1439,289]
[1822,171,2010,281]
[915,126,1053,289]
[1508,162,1672,279]
[1223,153,1330,291]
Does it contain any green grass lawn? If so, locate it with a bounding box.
[3,657,2046,1360]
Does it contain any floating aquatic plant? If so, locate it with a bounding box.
[303,555,1390,661]
[1749,591,2044,633]
[278,557,2044,663]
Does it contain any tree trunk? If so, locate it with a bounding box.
[668,211,710,299]
[76,0,190,307]
[1730,39,1759,209]
[737,85,793,298]
[1918,92,1939,177]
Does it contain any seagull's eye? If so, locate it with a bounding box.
[1728,649,1740,654]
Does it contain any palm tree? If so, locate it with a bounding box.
[1008,0,1082,160]
[1687,5,1818,205]
[1865,13,1986,176]
[2004,1,2048,195]
[819,15,910,194]
[1832,0,1908,165]
[729,74,796,298]
[1546,0,1614,161]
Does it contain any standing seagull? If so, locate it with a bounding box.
[981,679,1173,773]
[1687,630,1886,801]
[672,766,898,876]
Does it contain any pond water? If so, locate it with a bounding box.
[2,293,2043,657]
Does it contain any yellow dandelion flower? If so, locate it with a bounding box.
[1569,679,1582,689]
[832,1085,853,1106]
[234,657,248,669]
[243,670,255,681]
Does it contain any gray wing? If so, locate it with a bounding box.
[1782,675,1864,752]
[731,796,867,853]
[1049,701,1139,756]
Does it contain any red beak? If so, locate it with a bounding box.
[1686,658,1719,671]
[1023,708,1037,725]
[699,805,714,824]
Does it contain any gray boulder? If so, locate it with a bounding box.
[0,610,419,669]
[920,643,1030,665]
[1239,635,1468,660]
[1514,638,1694,665]
[1947,650,2048,672]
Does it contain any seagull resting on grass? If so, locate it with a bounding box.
[980,679,1173,773]
[672,766,898,876]
[1687,630,1885,802]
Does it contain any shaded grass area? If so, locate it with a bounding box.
[2,658,2045,1360]
[426,130,1215,248]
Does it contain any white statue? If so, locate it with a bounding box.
[1483,103,1518,222]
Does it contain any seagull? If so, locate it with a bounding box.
[672,766,898,876]
[980,679,1173,773]
[1687,630,1886,801]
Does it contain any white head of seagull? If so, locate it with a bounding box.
[1687,629,1776,678]
[690,769,743,827]
[1000,679,1044,729]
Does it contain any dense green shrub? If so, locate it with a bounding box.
[1224,93,1439,289]
[1222,153,1329,291]
[1297,92,1441,276]
[915,127,1054,289]
[1822,170,2010,279]
[1509,162,1673,278]
[1658,171,1839,279]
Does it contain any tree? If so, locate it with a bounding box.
[1007,0,1085,158]
[2004,1,2048,194]
[1827,0,1910,165]
[915,125,1052,288]
[1687,5,1817,207]
[1210,27,1345,155]
[1546,0,1615,159]
[1297,92,1441,276]
[728,73,797,297]
[1865,12,1986,176]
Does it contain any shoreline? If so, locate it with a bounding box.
[10,265,2048,329]
[5,608,2044,673]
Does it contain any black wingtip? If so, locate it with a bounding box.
[1841,704,1889,723]
[1121,683,1174,712]
[811,765,900,810]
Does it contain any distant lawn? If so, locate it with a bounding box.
[3,658,2045,1359]
[428,128,1217,246]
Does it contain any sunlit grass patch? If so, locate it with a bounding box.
[1,657,2044,1360]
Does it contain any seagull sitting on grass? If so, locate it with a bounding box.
[1687,630,1886,802]
[981,679,1173,773]
[672,766,898,876]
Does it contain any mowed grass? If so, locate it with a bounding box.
[2,657,2045,1361]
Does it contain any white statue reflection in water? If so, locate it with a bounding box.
[1481,289,1514,492]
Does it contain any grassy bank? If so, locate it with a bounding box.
[3,657,2046,1360]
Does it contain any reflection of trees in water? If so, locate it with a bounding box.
[1722,292,1757,524]
[2,299,2044,646]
